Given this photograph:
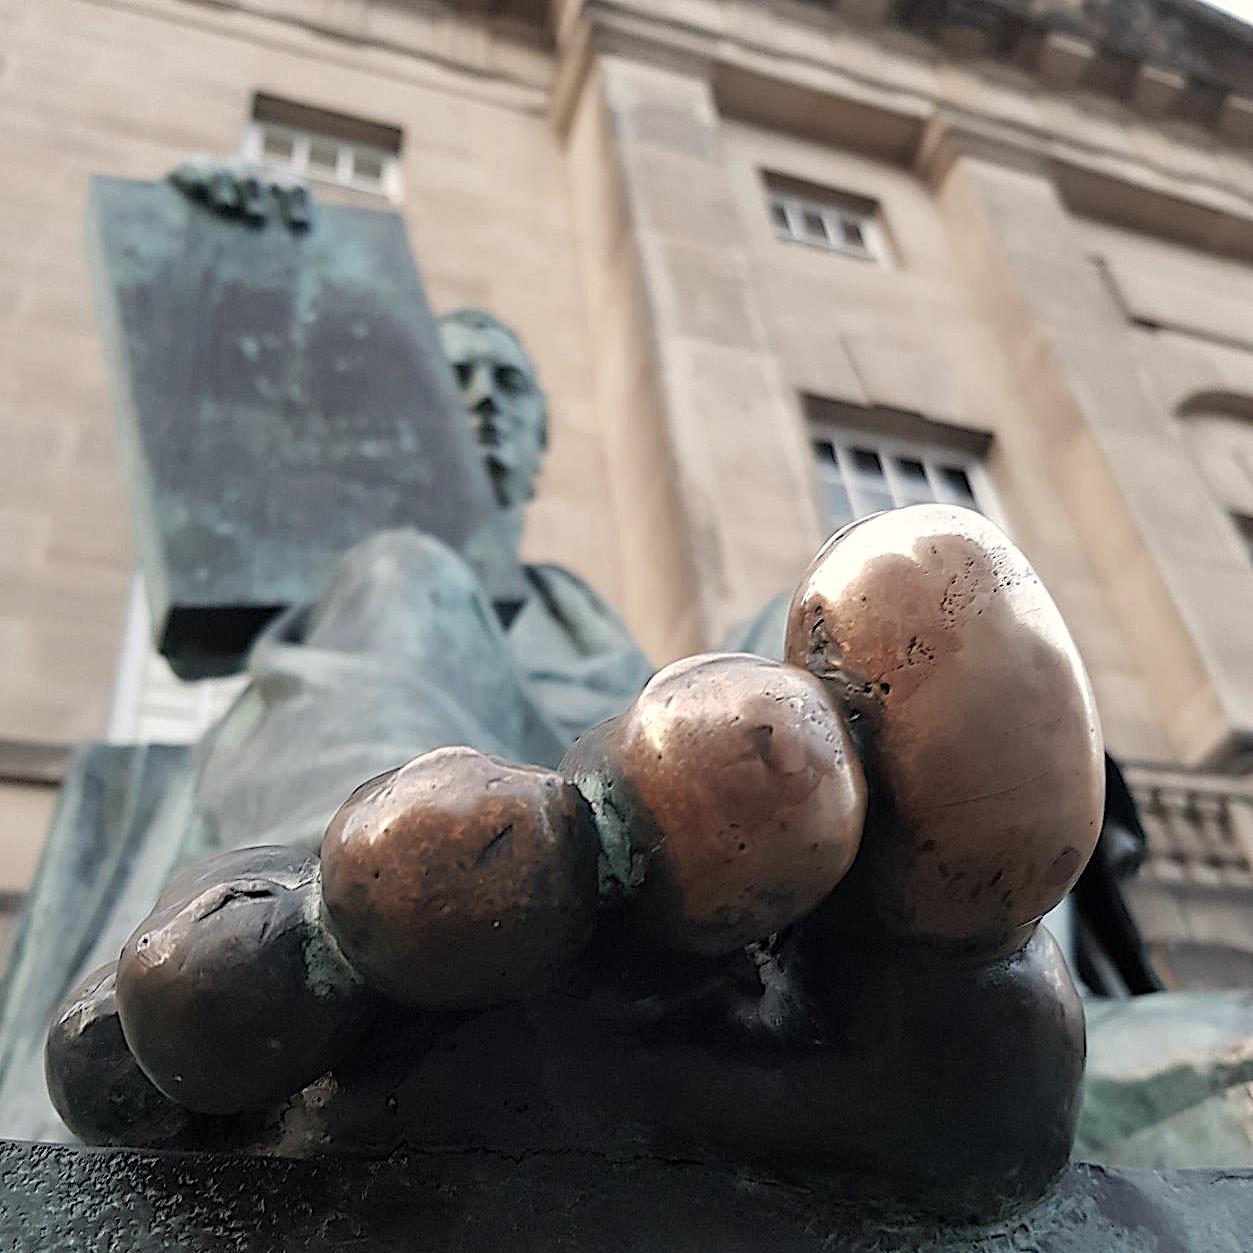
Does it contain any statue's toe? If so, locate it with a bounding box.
[561,652,866,955]
[114,850,372,1115]
[45,963,200,1147]
[320,746,599,1008]
[784,503,1104,954]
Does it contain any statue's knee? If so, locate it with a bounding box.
[345,529,474,592]
[314,530,482,623]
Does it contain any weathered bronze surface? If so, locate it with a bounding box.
[0,743,189,1139]
[44,963,198,1148]
[321,747,598,1008]
[88,176,518,676]
[115,848,371,1114]
[0,298,652,1143]
[562,653,866,954]
[785,505,1105,951]
[219,923,1082,1217]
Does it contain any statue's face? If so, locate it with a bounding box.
[439,319,546,510]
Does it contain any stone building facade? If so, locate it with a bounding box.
[0,0,1251,983]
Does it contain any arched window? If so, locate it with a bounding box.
[1177,392,1253,562]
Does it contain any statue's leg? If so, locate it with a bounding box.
[26,531,563,1143]
[191,529,568,857]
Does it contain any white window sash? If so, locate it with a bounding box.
[808,425,1008,535]
[240,121,401,204]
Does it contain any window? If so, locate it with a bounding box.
[108,579,247,745]
[242,94,403,202]
[764,174,886,263]
[809,423,995,534]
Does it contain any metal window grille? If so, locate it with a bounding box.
[768,189,885,263]
[241,121,402,203]
[810,430,998,534]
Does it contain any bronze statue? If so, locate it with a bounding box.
[25,168,1253,1193]
[438,309,548,576]
[47,505,1102,1221]
[69,297,652,965]
[1,208,650,1141]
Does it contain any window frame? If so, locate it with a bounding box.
[241,120,402,203]
[107,577,248,745]
[767,187,887,264]
[808,423,1007,536]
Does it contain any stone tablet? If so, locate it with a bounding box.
[88,177,518,677]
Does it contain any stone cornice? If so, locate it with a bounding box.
[553,0,1253,256]
[0,740,70,787]
[85,0,554,111]
[94,1,1252,252]
[553,0,1253,144]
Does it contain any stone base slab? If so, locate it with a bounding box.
[1,1140,1250,1252]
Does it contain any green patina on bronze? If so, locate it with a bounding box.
[88,177,520,677]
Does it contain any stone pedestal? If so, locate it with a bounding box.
[1,1140,1250,1252]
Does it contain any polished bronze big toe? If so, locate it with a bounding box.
[786,504,1104,953]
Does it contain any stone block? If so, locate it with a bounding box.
[1183,413,1253,517]
[843,333,961,425]
[1103,261,1253,353]
[651,239,760,349]
[1036,32,1095,90]
[1218,94,1253,147]
[1131,65,1186,119]
[840,0,893,27]
[1086,668,1175,763]
[0,782,57,895]
[625,147,742,246]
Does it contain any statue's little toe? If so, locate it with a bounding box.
[44,963,200,1148]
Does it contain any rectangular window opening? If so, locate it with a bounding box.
[805,398,998,538]
[244,93,403,202]
[762,171,887,264]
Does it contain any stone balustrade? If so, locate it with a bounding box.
[1122,763,1253,988]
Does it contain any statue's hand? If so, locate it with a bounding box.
[167,156,314,231]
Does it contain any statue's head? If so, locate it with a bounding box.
[437,309,548,512]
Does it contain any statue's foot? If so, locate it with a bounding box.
[45,506,1104,1221]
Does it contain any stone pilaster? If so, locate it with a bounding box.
[558,35,822,661]
[921,116,1253,769]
